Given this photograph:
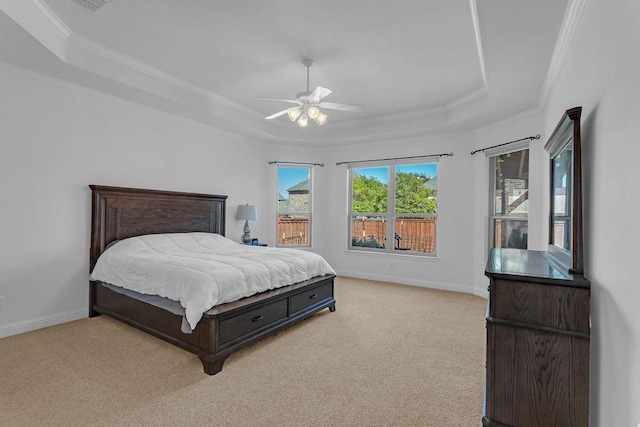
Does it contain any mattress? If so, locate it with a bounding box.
[90,232,335,331]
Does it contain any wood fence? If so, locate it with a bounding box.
[278,218,309,245]
[352,218,436,253]
[277,217,436,253]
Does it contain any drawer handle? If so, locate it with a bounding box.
[309,294,318,299]
[251,315,264,322]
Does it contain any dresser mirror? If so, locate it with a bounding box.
[545,106,583,274]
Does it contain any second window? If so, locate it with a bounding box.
[349,161,438,255]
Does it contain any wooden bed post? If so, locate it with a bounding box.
[197,320,226,375]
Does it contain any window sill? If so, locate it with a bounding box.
[344,248,439,261]
[277,246,314,251]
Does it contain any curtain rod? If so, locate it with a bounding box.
[335,152,454,166]
[470,134,540,155]
[268,160,325,167]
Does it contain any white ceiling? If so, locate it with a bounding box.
[0,0,570,145]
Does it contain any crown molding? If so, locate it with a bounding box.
[323,84,487,132]
[469,0,488,89]
[65,33,262,118]
[538,0,588,109]
[0,59,273,144]
[22,0,71,38]
[446,86,488,110]
[0,0,69,59]
[473,0,588,136]
[2,0,264,120]
[473,107,541,134]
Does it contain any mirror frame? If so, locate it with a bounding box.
[544,106,583,274]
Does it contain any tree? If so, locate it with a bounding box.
[395,172,437,213]
[352,173,387,213]
[352,171,437,214]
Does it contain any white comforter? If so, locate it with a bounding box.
[90,233,335,330]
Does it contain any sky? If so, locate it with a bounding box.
[355,163,438,184]
[277,163,438,197]
[278,167,310,196]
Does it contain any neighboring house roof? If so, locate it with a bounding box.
[424,176,438,191]
[287,179,309,194]
[278,192,286,201]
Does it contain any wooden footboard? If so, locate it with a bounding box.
[196,274,335,374]
[90,274,336,375]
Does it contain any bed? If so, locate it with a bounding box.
[89,185,336,375]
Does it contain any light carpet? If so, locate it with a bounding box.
[0,277,487,426]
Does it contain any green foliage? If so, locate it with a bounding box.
[352,235,384,248]
[351,171,437,214]
[352,173,388,213]
[395,172,437,213]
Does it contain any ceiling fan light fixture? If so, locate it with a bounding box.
[314,111,328,125]
[297,113,309,127]
[288,109,302,122]
[307,106,320,119]
[258,59,362,128]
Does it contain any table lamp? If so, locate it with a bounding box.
[236,204,258,244]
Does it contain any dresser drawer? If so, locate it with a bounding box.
[218,299,288,345]
[492,279,590,333]
[290,282,333,314]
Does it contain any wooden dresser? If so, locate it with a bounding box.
[483,248,590,427]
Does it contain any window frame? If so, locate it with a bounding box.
[276,165,313,248]
[347,160,438,256]
[488,147,530,250]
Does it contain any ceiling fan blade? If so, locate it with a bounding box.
[318,101,364,113]
[265,106,300,120]
[255,97,302,105]
[308,87,332,103]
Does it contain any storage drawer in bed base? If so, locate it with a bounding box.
[90,275,336,375]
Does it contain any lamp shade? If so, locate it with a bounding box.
[235,204,257,221]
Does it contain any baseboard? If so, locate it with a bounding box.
[335,269,474,294]
[0,309,87,339]
[473,287,489,299]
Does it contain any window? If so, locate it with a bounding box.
[348,162,438,254]
[277,165,312,247]
[490,149,529,249]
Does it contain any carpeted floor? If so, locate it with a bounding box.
[0,277,487,426]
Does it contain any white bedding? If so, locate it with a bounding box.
[90,233,335,330]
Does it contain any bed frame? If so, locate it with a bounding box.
[89,185,336,375]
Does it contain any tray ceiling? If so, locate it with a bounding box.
[0,0,571,145]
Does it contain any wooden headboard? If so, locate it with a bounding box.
[89,185,227,271]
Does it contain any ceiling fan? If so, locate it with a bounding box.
[256,59,364,127]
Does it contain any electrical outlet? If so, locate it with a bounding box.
[0,296,4,309]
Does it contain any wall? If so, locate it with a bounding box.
[0,64,271,337]
[468,0,640,423]
[541,0,640,424]
[321,133,477,293]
